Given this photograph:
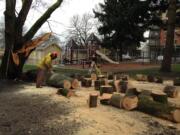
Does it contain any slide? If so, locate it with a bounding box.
[95,50,119,64]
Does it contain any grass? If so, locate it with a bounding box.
[123,64,180,79]
[23,64,180,79]
[23,64,88,75]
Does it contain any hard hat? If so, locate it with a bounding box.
[51,51,58,57]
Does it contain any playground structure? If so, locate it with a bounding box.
[63,33,119,65]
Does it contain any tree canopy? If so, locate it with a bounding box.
[93,0,169,60]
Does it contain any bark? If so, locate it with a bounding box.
[0,0,16,79]
[161,0,176,72]
[0,0,63,79]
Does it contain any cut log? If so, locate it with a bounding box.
[151,91,168,104]
[119,81,128,93]
[94,80,105,90]
[138,95,180,123]
[99,93,112,105]
[110,93,124,108]
[57,88,74,97]
[155,77,163,83]
[174,78,180,86]
[46,73,72,89]
[91,73,97,81]
[121,95,138,110]
[100,85,114,95]
[89,93,98,108]
[126,88,140,96]
[136,74,147,81]
[97,74,106,80]
[71,78,79,89]
[107,73,114,80]
[147,75,155,82]
[163,86,179,98]
[81,78,92,87]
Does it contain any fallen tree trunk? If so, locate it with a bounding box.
[138,95,180,123]
[46,73,72,89]
[163,86,179,98]
[151,92,168,104]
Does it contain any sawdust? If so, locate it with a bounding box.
[0,81,179,135]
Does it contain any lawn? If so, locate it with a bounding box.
[23,64,180,79]
[124,64,180,79]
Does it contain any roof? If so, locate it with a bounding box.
[36,34,61,50]
[86,33,101,44]
[66,39,78,49]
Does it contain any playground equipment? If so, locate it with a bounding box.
[95,50,119,64]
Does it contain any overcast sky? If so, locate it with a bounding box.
[0,0,104,42]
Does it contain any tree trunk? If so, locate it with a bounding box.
[161,0,176,72]
[0,51,27,79]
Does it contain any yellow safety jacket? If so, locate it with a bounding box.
[37,53,52,70]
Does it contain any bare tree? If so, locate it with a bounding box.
[68,13,94,45]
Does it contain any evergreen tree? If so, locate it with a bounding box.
[94,0,168,61]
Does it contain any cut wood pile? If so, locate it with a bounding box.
[24,69,180,123]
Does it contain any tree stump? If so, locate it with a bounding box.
[89,93,98,108]
[151,91,168,104]
[81,78,92,87]
[100,85,114,95]
[163,86,179,98]
[138,95,180,123]
[94,80,105,90]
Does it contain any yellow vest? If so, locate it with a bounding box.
[37,53,52,70]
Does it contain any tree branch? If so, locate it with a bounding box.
[24,0,63,42]
[16,0,33,28]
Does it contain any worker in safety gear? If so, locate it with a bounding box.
[36,52,58,88]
